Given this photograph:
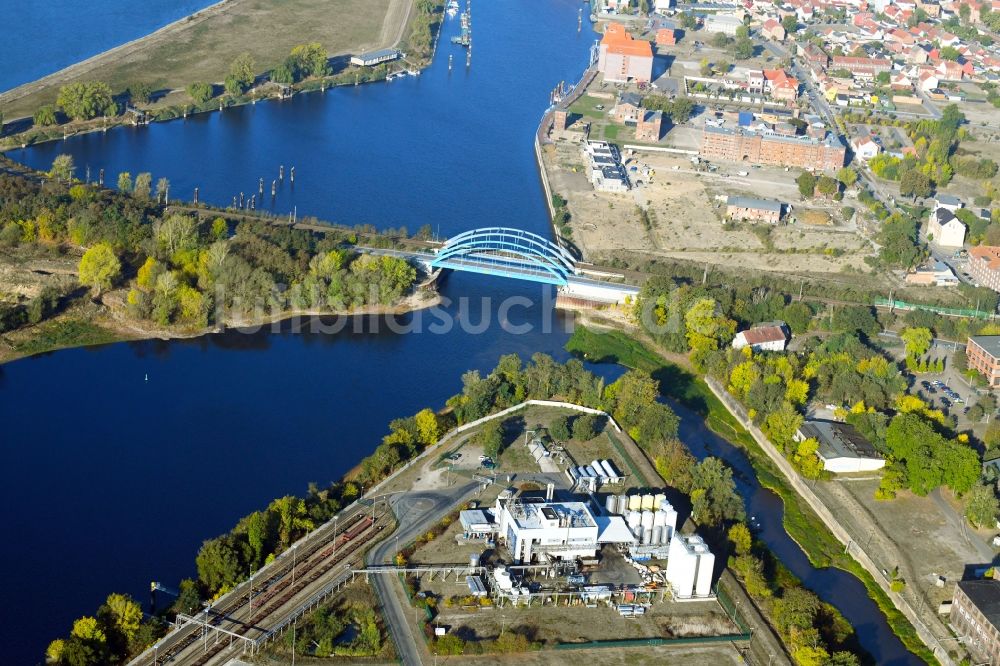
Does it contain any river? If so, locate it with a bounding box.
[3,1,920,664]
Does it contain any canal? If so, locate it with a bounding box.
[2,1,921,663]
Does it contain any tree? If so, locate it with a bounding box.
[414,408,440,446]
[680,12,698,29]
[104,593,142,644]
[691,457,745,524]
[733,33,755,59]
[196,536,243,593]
[700,58,713,77]
[797,171,817,198]
[270,62,295,85]
[837,166,857,187]
[816,175,839,196]
[173,579,202,615]
[78,243,121,295]
[117,171,132,193]
[128,82,153,105]
[133,172,152,199]
[781,15,798,34]
[572,413,598,441]
[479,420,504,460]
[187,82,214,104]
[940,46,961,61]
[965,484,1000,528]
[228,53,256,94]
[654,438,696,493]
[728,522,752,556]
[34,104,59,126]
[901,327,932,357]
[56,81,116,120]
[712,32,731,49]
[156,177,170,203]
[271,495,314,547]
[900,169,932,199]
[50,154,75,181]
[289,42,330,78]
[550,415,571,440]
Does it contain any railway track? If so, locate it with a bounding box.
[133,508,390,665]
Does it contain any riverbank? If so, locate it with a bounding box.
[0,286,443,366]
[563,322,936,664]
[0,0,414,121]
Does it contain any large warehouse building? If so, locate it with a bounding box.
[700,125,846,171]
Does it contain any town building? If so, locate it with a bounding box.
[732,321,789,351]
[925,208,967,247]
[761,18,786,41]
[969,246,1000,293]
[936,194,964,212]
[612,92,643,124]
[656,28,678,46]
[951,579,1000,665]
[799,42,830,69]
[700,125,846,171]
[795,420,885,474]
[635,110,664,142]
[830,55,893,78]
[725,196,784,223]
[904,260,959,287]
[459,509,497,540]
[966,336,1000,388]
[598,24,654,84]
[654,0,675,11]
[350,48,401,67]
[584,141,630,192]
[851,134,881,161]
[704,13,744,36]
[763,69,800,102]
[665,535,715,599]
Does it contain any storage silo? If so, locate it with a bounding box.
[652,526,662,546]
[641,494,655,511]
[605,495,617,513]
[640,510,655,532]
[653,493,666,510]
[591,460,605,478]
[628,494,641,511]
[626,510,642,533]
[600,460,617,480]
[643,527,653,545]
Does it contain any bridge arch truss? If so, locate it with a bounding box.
[430,227,577,286]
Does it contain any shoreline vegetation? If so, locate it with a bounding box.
[0,0,445,150]
[0,155,446,366]
[45,352,866,665]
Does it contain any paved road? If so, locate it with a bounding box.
[368,484,480,666]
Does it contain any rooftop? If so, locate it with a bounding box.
[958,580,1000,634]
[800,420,881,461]
[970,336,1000,359]
[507,500,596,531]
[703,124,845,149]
[970,246,1000,270]
[727,196,783,213]
[601,23,653,58]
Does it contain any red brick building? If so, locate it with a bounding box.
[969,246,1000,293]
[951,580,1000,664]
[700,125,846,171]
[635,111,664,142]
[966,336,1000,388]
[830,56,892,78]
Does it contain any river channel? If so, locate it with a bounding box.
[3,1,920,663]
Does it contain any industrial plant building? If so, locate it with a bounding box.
[598,23,654,84]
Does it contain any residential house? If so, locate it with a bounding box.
[598,24,654,83]
[612,92,644,124]
[851,134,881,160]
[761,18,786,41]
[936,194,964,212]
[925,207,967,247]
[732,321,789,351]
[800,42,830,69]
[763,68,800,101]
[725,196,784,223]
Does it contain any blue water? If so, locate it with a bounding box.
[0,0,216,93]
[3,1,921,664]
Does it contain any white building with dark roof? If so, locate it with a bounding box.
[732,321,789,351]
[795,420,885,473]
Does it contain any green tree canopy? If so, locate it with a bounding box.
[56,82,116,120]
[78,243,121,295]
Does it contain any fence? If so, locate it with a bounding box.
[553,633,750,651]
[874,297,994,319]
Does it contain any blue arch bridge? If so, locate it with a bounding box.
[366,227,638,305]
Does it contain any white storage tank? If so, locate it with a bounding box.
[605,495,617,513]
[643,527,653,545]
[652,509,666,528]
[652,526,662,546]
[641,494,654,511]
[591,460,605,478]
[628,494,641,511]
[653,493,666,510]
[627,510,642,532]
[640,511,655,531]
[600,460,617,479]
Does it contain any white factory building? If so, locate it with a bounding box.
[495,492,634,563]
[665,535,716,599]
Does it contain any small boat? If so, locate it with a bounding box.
[446,0,459,9]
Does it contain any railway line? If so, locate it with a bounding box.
[131,505,391,666]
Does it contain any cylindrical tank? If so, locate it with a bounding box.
[641,494,654,511]
[470,553,480,568]
[653,510,666,527]
[652,526,662,546]
[661,526,672,545]
[618,495,628,513]
[600,460,616,479]
[653,493,666,510]
[641,511,655,530]
[605,495,617,513]
[591,460,604,477]
[628,494,641,511]
[627,510,642,531]
[643,527,653,545]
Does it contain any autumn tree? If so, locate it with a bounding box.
[57,81,116,120]
[50,154,75,181]
[901,327,932,357]
[78,243,121,295]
